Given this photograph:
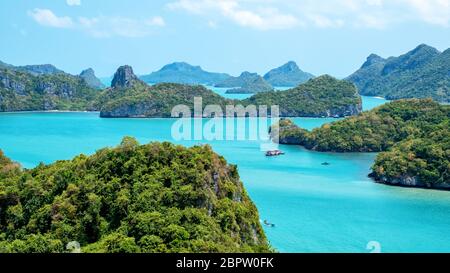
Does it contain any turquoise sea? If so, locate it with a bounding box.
[1,96,450,253]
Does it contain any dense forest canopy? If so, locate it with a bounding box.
[271,99,450,188]
[243,75,361,117]
[0,138,271,253]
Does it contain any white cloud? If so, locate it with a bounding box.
[168,0,299,30]
[78,16,166,38]
[167,0,450,29]
[66,0,81,6]
[146,16,166,27]
[29,9,166,38]
[28,8,74,28]
[308,14,344,28]
[404,0,450,27]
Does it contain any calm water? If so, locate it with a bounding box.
[1,96,450,253]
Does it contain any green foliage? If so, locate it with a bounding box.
[372,122,450,187]
[217,72,273,94]
[273,99,450,187]
[0,139,270,253]
[98,82,232,117]
[347,44,450,103]
[0,67,99,111]
[243,75,361,117]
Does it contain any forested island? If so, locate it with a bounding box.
[271,99,450,189]
[243,75,361,117]
[0,67,98,112]
[0,138,271,253]
[347,44,450,103]
[98,66,362,118]
[1,64,362,118]
[215,71,273,94]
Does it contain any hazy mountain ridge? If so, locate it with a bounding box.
[263,61,315,87]
[140,62,231,85]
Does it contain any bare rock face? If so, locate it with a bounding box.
[111,65,138,89]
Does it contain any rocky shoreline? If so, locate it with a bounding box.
[369,173,450,190]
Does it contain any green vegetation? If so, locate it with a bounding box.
[99,74,361,118]
[216,72,273,94]
[347,44,450,103]
[371,122,449,187]
[1,65,362,118]
[226,77,273,94]
[0,138,271,253]
[98,81,232,117]
[272,99,450,188]
[0,67,98,111]
[243,75,361,117]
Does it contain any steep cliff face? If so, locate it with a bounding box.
[111,65,140,89]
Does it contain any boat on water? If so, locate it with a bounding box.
[321,162,331,166]
[265,150,285,157]
[263,220,276,227]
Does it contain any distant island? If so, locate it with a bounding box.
[243,75,361,117]
[347,44,450,103]
[0,138,271,253]
[215,72,273,94]
[263,61,314,87]
[139,62,230,86]
[138,61,315,92]
[0,61,65,76]
[271,99,450,189]
[98,66,362,118]
[79,68,105,90]
[0,65,98,112]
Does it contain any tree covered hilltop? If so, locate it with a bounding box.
[243,75,361,117]
[0,138,271,253]
[271,99,450,189]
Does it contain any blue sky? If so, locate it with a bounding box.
[1,0,449,78]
